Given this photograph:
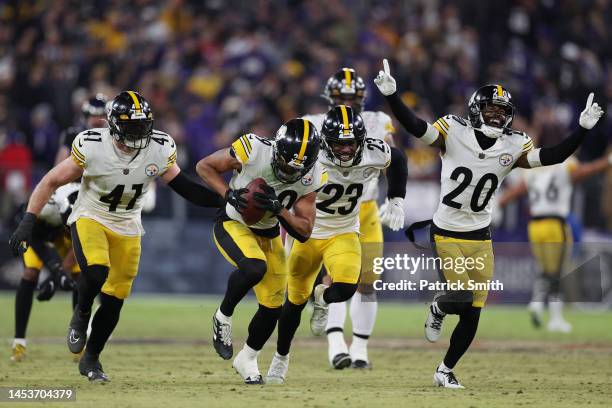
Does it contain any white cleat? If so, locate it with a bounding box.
[232,348,263,385]
[528,301,544,328]
[424,304,445,343]
[310,284,329,336]
[266,352,289,385]
[547,318,572,333]
[434,369,465,389]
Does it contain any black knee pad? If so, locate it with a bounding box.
[459,306,481,324]
[435,290,473,315]
[256,304,282,319]
[324,282,358,303]
[237,258,267,286]
[83,265,109,288]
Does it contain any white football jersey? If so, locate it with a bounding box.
[303,110,394,202]
[432,115,534,232]
[68,128,177,236]
[522,158,577,218]
[39,182,80,227]
[311,139,392,239]
[226,134,327,230]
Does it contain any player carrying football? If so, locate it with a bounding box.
[11,183,80,362]
[303,68,408,369]
[9,91,222,382]
[196,119,325,384]
[266,105,394,384]
[374,58,604,388]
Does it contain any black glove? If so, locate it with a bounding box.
[225,188,249,212]
[37,276,56,301]
[253,185,283,215]
[8,212,37,256]
[58,271,77,291]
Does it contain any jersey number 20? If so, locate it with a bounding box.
[100,184,144,212]
[442,167,498,212]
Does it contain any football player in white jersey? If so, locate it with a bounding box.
[375,58,604,388]
[196,118,325,384]
[265,106,392,384]
[11,183,80,362]
[9,91,222,382]
[498,153,612,332]
[302,68,407,369]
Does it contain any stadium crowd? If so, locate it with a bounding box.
[1,0,611,228]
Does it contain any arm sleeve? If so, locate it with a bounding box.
[167,171,224,207]
[387,146,408,199]
[384,92,429,137]
[534,127,587,167]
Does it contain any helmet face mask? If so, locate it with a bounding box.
[82,94,108,128]
[323,68,366,114]
[321,105,366,167]
[272,120,321,184]
[108,91,154,149]
[468,85,514,139]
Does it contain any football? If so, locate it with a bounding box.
[240,177,268,225]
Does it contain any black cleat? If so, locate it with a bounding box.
[79,353,109,383]
[244,375,264,385]
[67,309,91,354]
[331,353,352,370]
[212,314,233,360]
[351,359,372,369]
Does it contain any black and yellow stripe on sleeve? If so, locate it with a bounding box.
[522,138,534,153]
[320,169,328,186]
[433,117,449,138]
[230,135,252,164]
[71,143,86,168]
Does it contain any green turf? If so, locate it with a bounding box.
[1,292,611,407]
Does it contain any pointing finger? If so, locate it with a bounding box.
[585,92,594,110]
[383,58,390,76]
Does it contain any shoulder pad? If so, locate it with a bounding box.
[449,115,468,126]
[71,129,104,168]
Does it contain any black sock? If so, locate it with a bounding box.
[15,279,37,339]
[77,265,108,315]
[443,306,481,369]
[322,282,357,304]
[86,293,124,355]
[277,300,307,356]
[219,259,266,316]
[72,289,79,311]
[245,304,282,351]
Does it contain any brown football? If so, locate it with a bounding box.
[240,177,268,225]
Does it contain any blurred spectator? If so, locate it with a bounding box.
[0,0,610,229]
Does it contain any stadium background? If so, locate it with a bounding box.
[0,0,611,302]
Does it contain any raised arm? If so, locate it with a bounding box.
[516,93,604,169]
[374,59,445,150]
[569,153,612,184]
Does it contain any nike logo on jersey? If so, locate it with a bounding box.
[78,139,83,148]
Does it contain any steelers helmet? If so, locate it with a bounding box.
[272,118,321,184]
[81,94,107,118]
[322,67,367,113]
[468,84,515,138]
[107,91,153,149]
[321,105,366,167]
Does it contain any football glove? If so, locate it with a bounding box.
[579,93,604,130]
[8,212,37,256]
[379,197,405,231]
[37,276,56,301]
[374,58,397,96]
[225,188,249,212]
[58,271,77,291]
[253,185,283,215]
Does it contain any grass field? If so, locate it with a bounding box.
[1,292,611,407]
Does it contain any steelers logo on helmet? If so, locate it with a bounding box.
[468,84,515,139]
[108,91,154,149]
[323,67,367,113]
[321,105,367,168]
[272,118,321,184]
